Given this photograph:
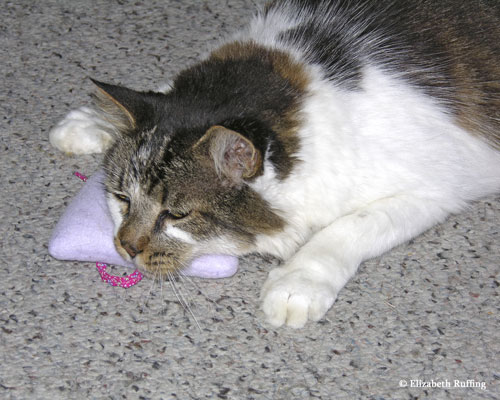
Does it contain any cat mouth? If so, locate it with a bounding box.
[113,235,193,278]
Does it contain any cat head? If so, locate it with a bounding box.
[94,80,284,277]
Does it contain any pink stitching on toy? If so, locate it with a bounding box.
[74,171,143,288]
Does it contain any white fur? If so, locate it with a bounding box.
[224,4,500,327]
[253,63,500,327]
[49,107,114,154]
[106,194,123,236]
[164,225,197,245]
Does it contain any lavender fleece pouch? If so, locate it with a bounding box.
[48,170,238,279]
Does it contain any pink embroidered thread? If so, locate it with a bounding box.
[74,171,143,288]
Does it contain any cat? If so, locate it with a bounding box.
[49,0,500,328]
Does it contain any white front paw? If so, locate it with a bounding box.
[260,267,338,328]
[49,107,113,154]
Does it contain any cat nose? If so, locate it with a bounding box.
[121,241,141,258]
[120,236,149,258]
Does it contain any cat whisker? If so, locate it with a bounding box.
[158,267,165,310]
[178,270,215,304]
[177,271,217,319]
[140,267,160,315]
[167,270,201,331]
[166,270,188,308]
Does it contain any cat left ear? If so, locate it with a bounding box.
[194,125,262,186]
[90,78,158,134]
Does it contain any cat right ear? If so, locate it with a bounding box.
[90,78,158,135]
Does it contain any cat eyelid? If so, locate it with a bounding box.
[159,209,190,221]
[155,209,191,233]
[114,193,130,203]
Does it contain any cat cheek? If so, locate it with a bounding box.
[106,196,124,236]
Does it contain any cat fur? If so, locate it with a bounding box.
[49,0,500,328]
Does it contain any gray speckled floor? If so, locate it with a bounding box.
[1,1,499,399]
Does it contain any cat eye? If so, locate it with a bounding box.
[155,209,190,229]
[114,193,130,203]
[155,209,190,232]
[159,209,190,221]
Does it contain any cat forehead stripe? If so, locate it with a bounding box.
[134,126,159,163]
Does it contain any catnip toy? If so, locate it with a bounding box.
[48,170,239,287]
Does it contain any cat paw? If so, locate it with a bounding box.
[49,107,113,154]
[260,267,337,328]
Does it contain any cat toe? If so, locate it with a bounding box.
[261,290,289,327]
[308,295,336,322]
[284,294,311,328]
[261,268,337,328]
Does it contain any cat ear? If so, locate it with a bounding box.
[195,125,262,186]
[90,78,157,134]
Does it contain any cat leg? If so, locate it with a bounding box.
[261,195,450,328]
[49,106,114,154]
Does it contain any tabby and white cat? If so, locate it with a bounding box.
[50,0,500,328]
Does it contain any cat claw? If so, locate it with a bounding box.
[260,267,337,328]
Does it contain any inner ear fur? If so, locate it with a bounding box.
[195,125,262,186]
